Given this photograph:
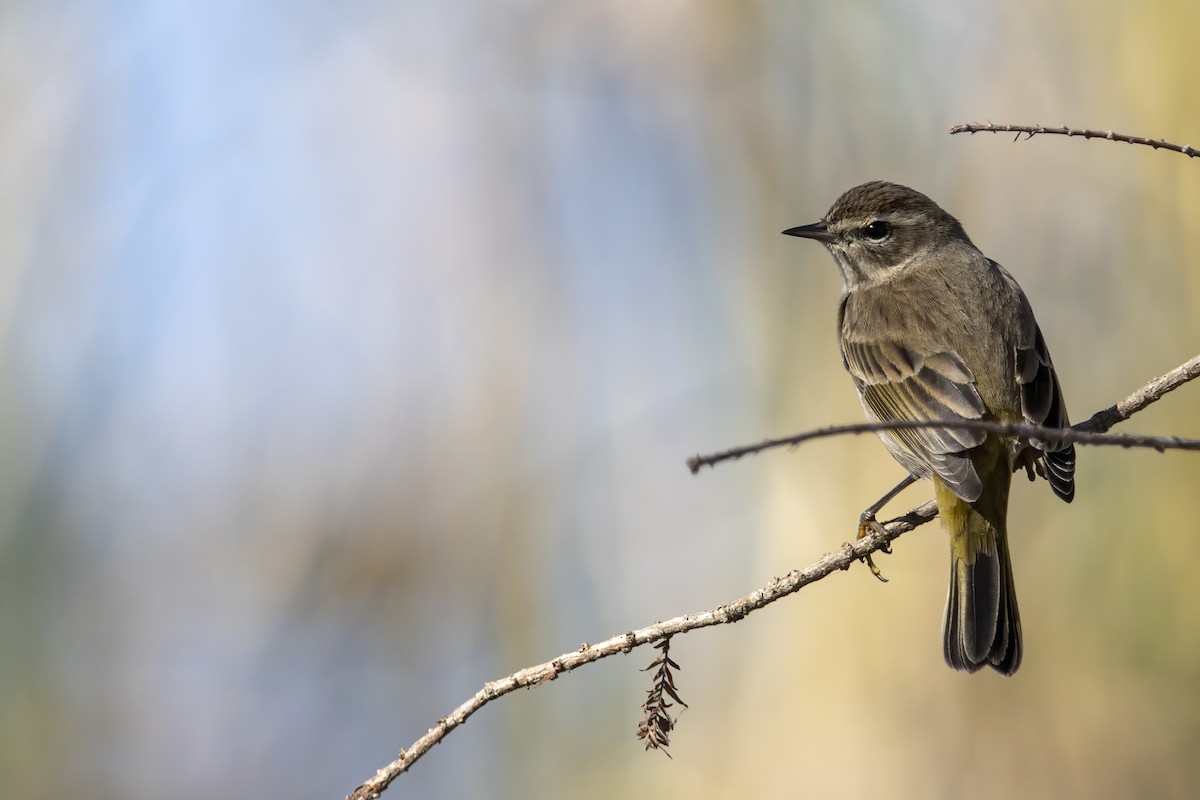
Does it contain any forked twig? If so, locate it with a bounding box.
[688,354,1200,473]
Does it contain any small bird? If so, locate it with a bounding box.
[783,181,1075,675]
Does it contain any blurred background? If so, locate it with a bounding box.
[3,1,1200,798]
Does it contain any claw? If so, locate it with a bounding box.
[857,513,889,583]
[854,475,916,584]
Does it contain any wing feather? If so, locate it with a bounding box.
[844,340,987,502]
[1015,323,1075,502]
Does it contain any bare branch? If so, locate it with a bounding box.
[347,500,935,799]
[347,353,1199,799]
[948,122,1200,159]
[687,354,1200,473]
[1074,354,1200,432]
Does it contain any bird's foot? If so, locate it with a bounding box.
[857,510,890,583]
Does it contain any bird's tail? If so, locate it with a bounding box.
[935,465,1021,675]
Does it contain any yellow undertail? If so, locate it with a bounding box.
[934,441,1022,675]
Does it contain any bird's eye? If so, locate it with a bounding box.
[863,220,891,241]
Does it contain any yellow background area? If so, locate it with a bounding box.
[3,2,1199,798]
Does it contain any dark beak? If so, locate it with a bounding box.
[782,221,835,243]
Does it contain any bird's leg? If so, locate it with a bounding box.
[857,474,917,582]
[859,474,917,534]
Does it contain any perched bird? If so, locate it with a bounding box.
[783,181,1075,675]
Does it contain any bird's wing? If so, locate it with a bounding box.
[1014,318,1076,502]
[842,339,989,502]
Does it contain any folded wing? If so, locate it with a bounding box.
[842,339,988,503]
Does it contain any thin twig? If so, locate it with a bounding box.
[346,353,1199,800]
[688,353,1200,473]
[948,122,1200,159]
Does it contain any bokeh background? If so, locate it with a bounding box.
[3,2,1200,798]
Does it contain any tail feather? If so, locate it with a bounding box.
[934,467,1022,676]
[943,534,1021,675]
